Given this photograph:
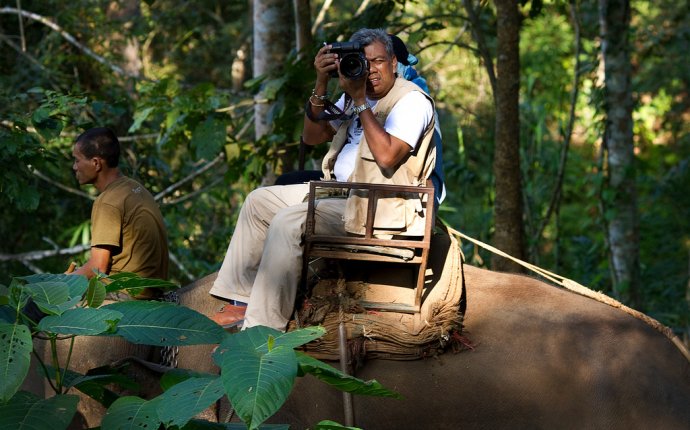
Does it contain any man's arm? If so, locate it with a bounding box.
[302,45,337,146]
[356,107,410,169]
[70,246,112,278]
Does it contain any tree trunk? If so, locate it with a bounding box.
[253,0,293,184]
[253,0,292,140]
[293,0,313,59]
[598,0,639,304]
[491,0,525,272]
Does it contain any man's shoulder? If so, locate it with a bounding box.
[99,176,155,205]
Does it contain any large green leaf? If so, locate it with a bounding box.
[101,396,161,430]
[37,307,123,335]
[85,276,107,308]
[296,352,401,399]
[103,301,225,346]
[160,368,218,391]
[23,282,71,315]
[0,391,78,430]
[157,376,225,427]
[0,323,32,402]
[212,326,323,365]
[20,274,89,299]
[220,340,297,430]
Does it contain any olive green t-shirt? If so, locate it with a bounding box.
[91,176,169,281]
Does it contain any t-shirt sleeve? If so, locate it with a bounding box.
[384,91,433,150]
[90,200,122,248]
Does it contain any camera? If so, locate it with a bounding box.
[328,41,369,80]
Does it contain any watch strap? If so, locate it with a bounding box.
[352,103,370,114]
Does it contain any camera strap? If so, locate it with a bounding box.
[305,94,354,122]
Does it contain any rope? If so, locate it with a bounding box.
[445,226,690,363]
[160,290,180,368]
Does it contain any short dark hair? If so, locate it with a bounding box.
[350,28,395,59]
[75,127,120,168]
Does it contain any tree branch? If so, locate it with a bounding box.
[0,244,89,262]
[154,153,224,202]
[30,167,95,200]
[311,0,333,35]
[0,7,136,78]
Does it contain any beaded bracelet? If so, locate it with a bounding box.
[311,89,329,101]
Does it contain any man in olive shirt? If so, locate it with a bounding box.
[70,127,169,284]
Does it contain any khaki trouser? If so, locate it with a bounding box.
[210,183,347,331]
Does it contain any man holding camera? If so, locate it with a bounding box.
[209,28,436,331]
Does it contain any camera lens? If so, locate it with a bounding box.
[340,53,367,79]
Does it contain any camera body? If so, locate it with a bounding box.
[328,41,369,80]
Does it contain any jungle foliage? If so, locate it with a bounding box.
[0,272,397,428]
[0,0,688,344]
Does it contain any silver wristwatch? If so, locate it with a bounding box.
[352,103,370,114]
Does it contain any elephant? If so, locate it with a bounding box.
[22,249,690,429]
[309,266,690,428]
[171,261,690,430]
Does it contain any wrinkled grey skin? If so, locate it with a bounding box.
[179,266,690,429]
[25,264,690,429]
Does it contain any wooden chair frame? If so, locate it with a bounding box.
[302,180,435,314]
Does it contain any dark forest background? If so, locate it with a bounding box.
[1,0,688,345]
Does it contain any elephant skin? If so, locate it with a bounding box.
[23,263,690,429]
[260,264,690,429]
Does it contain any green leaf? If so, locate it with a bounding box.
[128,106,155,133]
[0,306,16,323]
[296,352,401,399]
[180,419,289,429]
[20,274,89,298]
[103,301,225,346]
[31,107,63,141]
[0,391,79,430]
[157,376,225,427]
[160,368,218,391]
[105,272,178,294]
[313,421,361,430]
[101,396,161,430]
[85,277,107,308]
[37,307,123,335]
[22,282,70,315]
[261,77,288,100]
[51,366,137,408]
[0,323,32,402]
[191,115,227,161]
[213,326,325,364]
[220,339,297,429]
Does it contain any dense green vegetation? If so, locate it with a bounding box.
[1,0,688,341]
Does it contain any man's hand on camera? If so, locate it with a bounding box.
[314,44,337,83]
